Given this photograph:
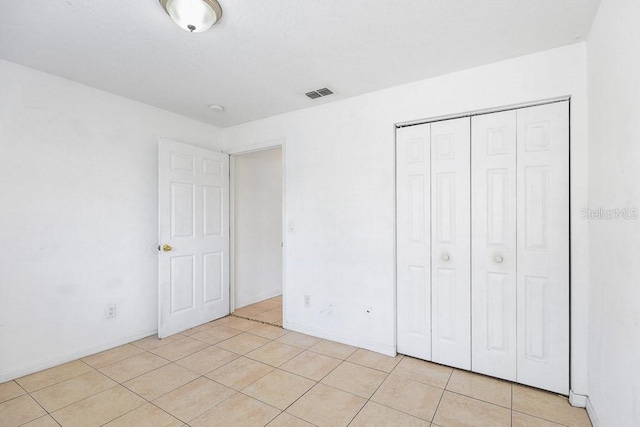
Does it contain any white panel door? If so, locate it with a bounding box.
[471,110,517,381]
[158,139,230,338]
[516,102,569,394]
[430,118,471,369]
[396,123,432,360]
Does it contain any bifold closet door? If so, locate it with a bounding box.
[430,118,471,370]
[471,110,517,381]
[396,123,431,361]
[516,102,569,394]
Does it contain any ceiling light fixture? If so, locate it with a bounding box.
[159,0,223,33]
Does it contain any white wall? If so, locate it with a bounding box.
[223,43,590,396]
[0,59,223,382]
[587,0,640,425]
[232,147,283,308]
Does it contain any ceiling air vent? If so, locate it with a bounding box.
[305,87,334,99]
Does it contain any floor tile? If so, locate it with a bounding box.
[512,411,566,427]
[321,361,387,398]
[233,306,265,317]
[0,394,46,426]
[16,360,93,392]
[246,341,304,367]
[153,377,235,422]
[104,403,183,427]
[82,344,144,369]
[446,369,511,408]
[253,308,283,323]
[433,391,510,427]
[243,369,315,410]
[123,363,199,400]
[347,349,403,373]
[0,381,25,404]
[216,332,271,354]
[250,300,282,311]
[276,331,322,349]
[350,401,431,427]
[391,357,452,388]
[149,336,210,361]
[132,334,183,351]
[179,322,217,337]
[513,384,592,427]
[308,339,358,360]
[371,375,442,421]
[21,415,61,427]
[249,324,289,340]
[30,370,116,412]
[206,356,274,390]
[190,393,280,427]
[224,317,263,331]
[51,385,146,427]
[286,383,366,427]
[280,350,342,381]
[99,352,169,383]
[267,412,315,426]
[175,346,239,375]
[190,325,244,344]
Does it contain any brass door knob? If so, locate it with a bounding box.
[162,244,172,252]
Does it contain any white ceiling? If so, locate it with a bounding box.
[0,0,600,128]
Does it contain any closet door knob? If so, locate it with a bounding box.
[441,253,450,261]
[494,255,504,263]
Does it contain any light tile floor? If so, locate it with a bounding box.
[0,314,592,427]
[232,296,283,327]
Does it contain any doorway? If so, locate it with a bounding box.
[230,147,283,326]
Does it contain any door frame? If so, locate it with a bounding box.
[227,141,287,324]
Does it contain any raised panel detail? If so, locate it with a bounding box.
[171,152,194,173]
[435,134,455,160]
[203,252,223,304]
[487,127,509,155]
[171,183,195,238]
[408,266,427,335]
[525,121,551,152]
[203,158,223,177]
[486,273,509,352]
[408,175,425,242]
[525,167,549,250]
[436,173,455,244]
[435,268,455,341]
[407,138,424,163]
[487,169,509,247]
[203,185,222,236]
[524,276,550,361]
[170,255,195,313]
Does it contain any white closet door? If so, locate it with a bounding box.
[471,110,517,381]
[396,123,432,360]
[516,102,569,394]
[431,118,471,369]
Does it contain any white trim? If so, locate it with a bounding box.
[285,321,395,357]
[569,390,588,407]
[586,397,600,427]
[395,95,571,128]
[0,328,157,383]
[229,155,236,312]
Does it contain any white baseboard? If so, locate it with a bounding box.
[586,397,601,427]
[235,289,282,309]
[0,328,157,383]
[569,390,588,407]
[284,321,395,357]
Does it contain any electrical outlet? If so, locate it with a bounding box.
[304,295,311,308]
[106,303,116,318]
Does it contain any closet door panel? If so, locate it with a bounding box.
[516,102,569,394]
[396,123,432,360]
[471,110,517,381]
[431,117,471,369]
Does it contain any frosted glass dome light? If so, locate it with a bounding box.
[160,0,223,33]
